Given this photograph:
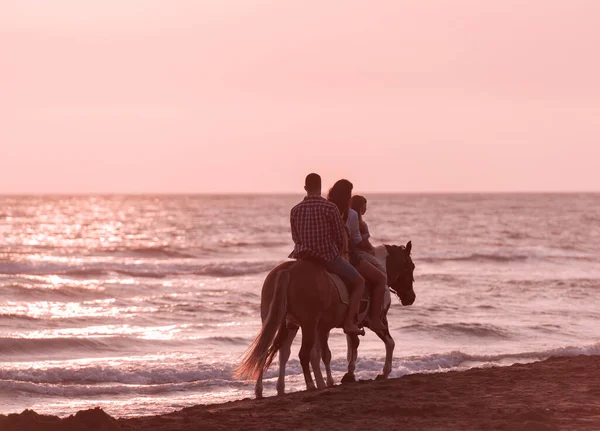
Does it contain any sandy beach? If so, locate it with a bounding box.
[2,354,599,431]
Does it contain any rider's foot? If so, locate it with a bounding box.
[343,323,364,335]
[369,320,387,332]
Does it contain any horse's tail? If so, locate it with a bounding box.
[235,269,290,381]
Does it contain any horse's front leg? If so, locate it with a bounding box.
[341,333,360,383]
[277,325,298,396]
[374,315,395,379]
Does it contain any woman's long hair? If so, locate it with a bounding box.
[327,179,353,221]
[350,195,367,224]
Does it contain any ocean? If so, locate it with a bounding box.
[1,194,599,418]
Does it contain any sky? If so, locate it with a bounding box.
[1,0,599,193]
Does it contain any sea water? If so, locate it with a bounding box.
[1,194,598,417]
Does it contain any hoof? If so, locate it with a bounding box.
[341,373,356,383]
[375,374,388,381]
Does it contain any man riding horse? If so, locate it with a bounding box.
[288,173,364,335]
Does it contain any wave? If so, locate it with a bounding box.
[219,240,288,249]
[0,314,39,322]
[190,261,280,277]
[0,284,110,301]
[207,336,248,344]
[390,342,600,375]
[0,363,235,386]
[400,322,512,339]
[0,260,282,279]
[419,253,526,263]
[0,378,244,398]
[0,360,243,398]
[0,337,137,356]
[4,241,287,261]
[4,245,206,260]
[0,337,186,358]
[105,246,199,259]
[419,249,594,264]
[2,342,598,397]
[263,342,600,381]
[0,335,251,358]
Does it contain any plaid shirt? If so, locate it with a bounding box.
[289,195,346,262]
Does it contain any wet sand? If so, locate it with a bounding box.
[2,355,599,431]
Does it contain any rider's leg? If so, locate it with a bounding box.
[356,259,387,331]
[325,256,364,334]
[345,274,365,334]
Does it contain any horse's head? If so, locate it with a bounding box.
[385,241,416,306]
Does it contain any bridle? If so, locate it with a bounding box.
[388,252,415,297]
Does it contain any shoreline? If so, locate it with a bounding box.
[2,355,599,431]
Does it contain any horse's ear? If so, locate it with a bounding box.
[406,241,412,254]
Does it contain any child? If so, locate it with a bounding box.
[349,195,387,331]
[350,195,374,251]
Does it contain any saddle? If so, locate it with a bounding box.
[325,272,370,325]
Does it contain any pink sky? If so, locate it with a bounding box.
[2,0,599,193]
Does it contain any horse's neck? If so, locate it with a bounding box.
[373,245,388,273]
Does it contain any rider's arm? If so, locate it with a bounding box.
[360,238,375,252]
[290,209,299,244]
[359,221,375,251]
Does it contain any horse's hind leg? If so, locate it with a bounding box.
[255,370,264,399]
[276,324,298,396]
[318,329,334,387]
[299,321,318,391]
[341,333,360,383]
[310,338,326,389]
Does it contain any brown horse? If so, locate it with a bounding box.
[236,241,415,398]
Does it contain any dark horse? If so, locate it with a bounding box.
[236,242,415,398]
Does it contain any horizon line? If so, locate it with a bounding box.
[1,190,599,196]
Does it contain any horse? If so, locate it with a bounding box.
[235,241,415,398]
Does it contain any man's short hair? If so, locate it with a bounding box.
[305,173,321,191]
